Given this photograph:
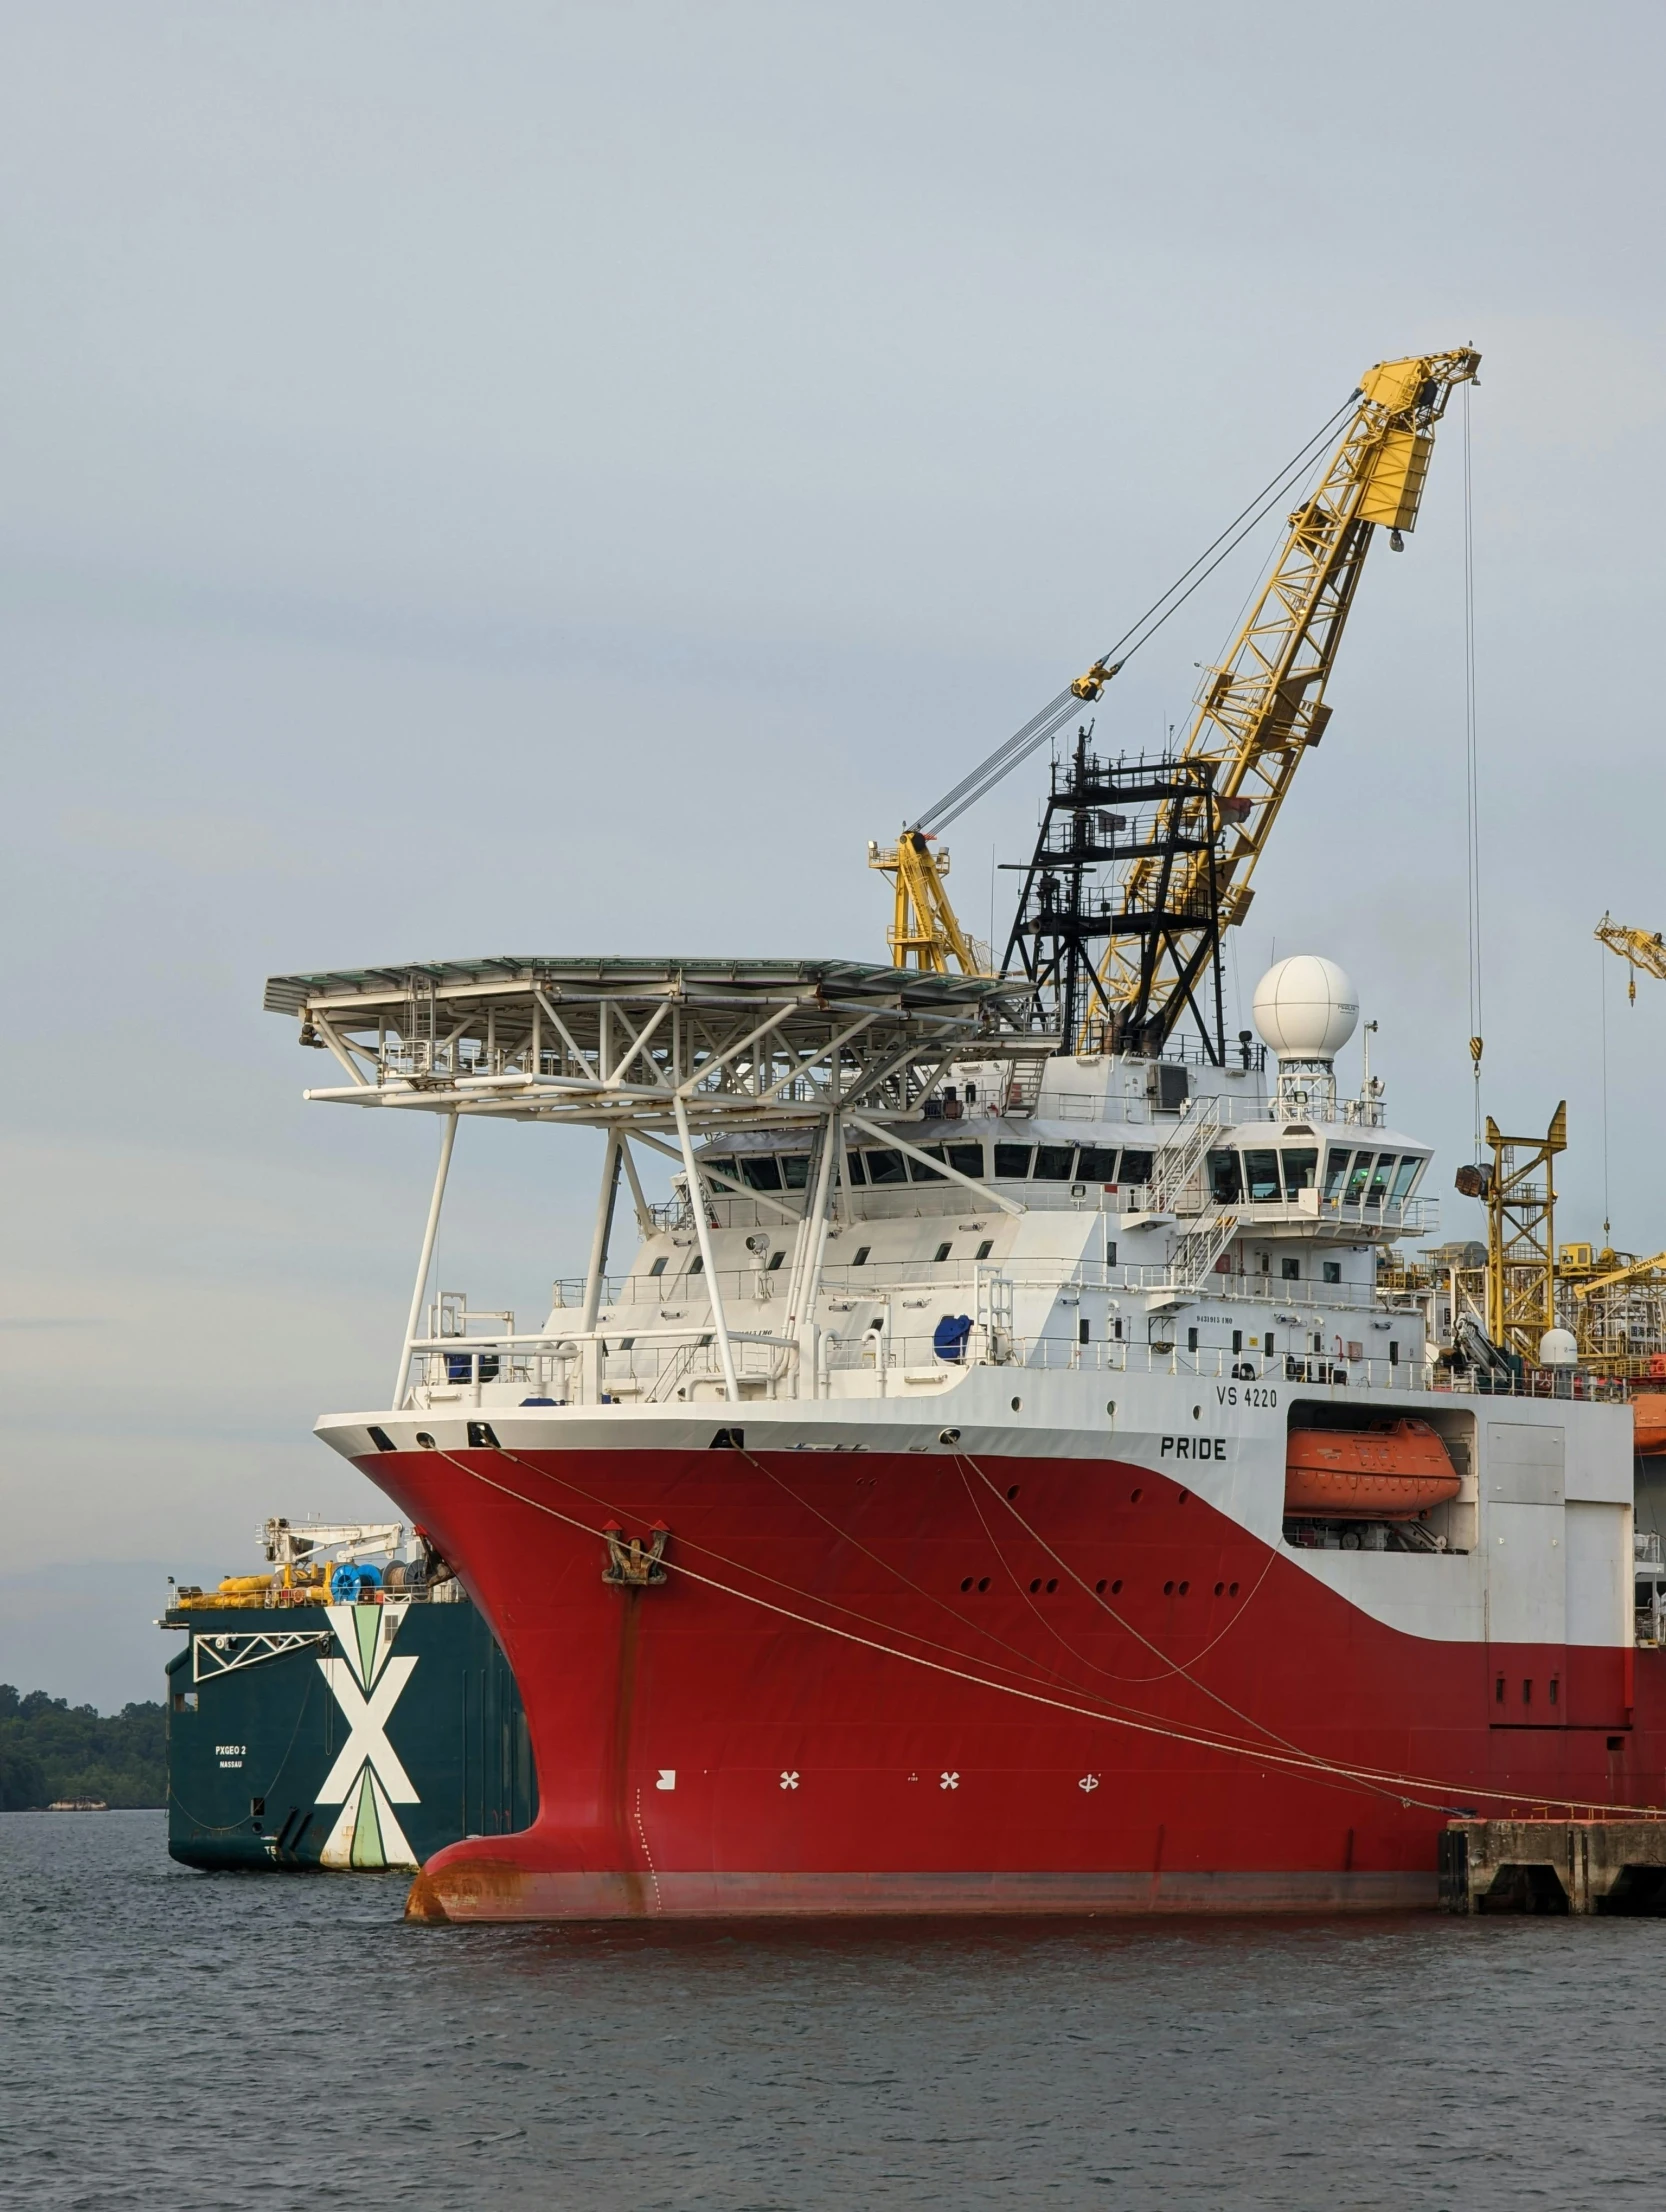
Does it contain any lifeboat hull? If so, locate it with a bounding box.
[1634,1391,1666,1455]
[1285,1419,1460,1520]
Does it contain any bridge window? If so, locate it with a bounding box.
[994,1143,1034,1178]
[1282,1148,1318,1195]
[864,1149,907,1185]
[1322,1260,1341,1284]
[702,1156,736,1184]
[1078,1146,1118,1180]
[1323,1148,1352,1200]
[852,1246,870,1266]
[780,1154,811,1188]
[740,1156,782,1191]
[845,1151,867,1185]
[1035,1145,1075,1181]
[1389,1155,1422,1202]
[1344,1156,1372,1203]
[976,1239,993,1259]
[1208,1149,1242,1204]
[1243,1150,1281,1202]
[946,1143,986,1177]
[1365,1153,1396,1205]
[911,1148,948,1182]
[649,1256,668,1278]
[1121,1149,1153,1184]
[1281,1256,1300,1280]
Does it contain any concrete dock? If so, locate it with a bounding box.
[1441,1817,1666,1913]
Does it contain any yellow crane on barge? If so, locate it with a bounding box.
[872,347,1481,1048]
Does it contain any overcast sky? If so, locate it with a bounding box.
[4,1,1664,1703]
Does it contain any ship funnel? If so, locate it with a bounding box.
[1252,956,1358,1120]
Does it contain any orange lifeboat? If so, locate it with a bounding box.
[1633,1391,1666,1455]
[1285,1419,1460,1520]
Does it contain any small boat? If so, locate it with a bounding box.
[1285,1419,1460,1520]
[1633,1391,1666,1456]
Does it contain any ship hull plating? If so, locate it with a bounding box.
[346,1442,1656,1922]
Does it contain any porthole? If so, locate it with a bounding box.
[1228,1580,1240,1596]
[1178,1580,1190,1596]
[1011,1396,1022,1412]
[1111,1578,1123,1595]
[1214,1581,1225,1596]
[1106,1400,1116,1417]
[977,1576,991,1593]
[1006,1484,1020,1501]
[1094,1578,1107,1595]
[415,1432,437,1450]
[1178,1489,1190,1504]
[960,1577,974,1594]
[1045,1577,1058,1594]
[1130,1487,1143,1504]
[1163,1579,1175,1596]
[1192,1405,1201,1421]
[1028,1577,1042,1594]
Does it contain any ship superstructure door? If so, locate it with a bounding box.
[1484,1422,1567,1729]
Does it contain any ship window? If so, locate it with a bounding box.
[173,1690,198,1713]
[1034,1145,1076,1181]
[1389,1155,1422,1202]
[740,1156,782,1191]
[688,1256,704,1275]
[1265,1330,1276,1355]
[1281,1256,1300,1280]
[1121,1149,1153,1184]
[1077,1146,1118,1180]
[1207,1149,1242,1204]
[910,1147,948,1182]
[994,1144,1034,1178]
[1365,1153,1396,1205]
[767,1250,786,1270]
[1323,1148,1352,1200]
[1281,1148,1318,1195]
[1079,1319,1090,1345]
[975,1239,993,1259]
[1322,1260,1341,1284]
[780,1154,811,1189]
[701,1156,736,1184]
[844,1150,866,1185]
[1244,1150,1281,1202]
[1113,1318,1124,1340]
[1187,1327,1198,1352]
[946,1143,986,1177]
[1231,1330,1242,1354]
[649,1256,668,1277]
[852,1246,870,1266]
[864,1149,907,1185]
[935,1242,953,1263]
[1389,1340,1400,1365]
[1344,1156,1372,1203]
[1106,1241,1117,1265]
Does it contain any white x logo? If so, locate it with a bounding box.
[780,1771,800,1790]
[316,1656,420,1803]
[940,1771,959,1790]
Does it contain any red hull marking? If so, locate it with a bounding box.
[357,1448,1665,1923]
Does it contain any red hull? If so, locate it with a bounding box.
[353,1445,1660,1921]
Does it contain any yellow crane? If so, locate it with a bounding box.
[1090,347,1480,1044]
[1596,913,1666,1003]
[874,348,1482,1017]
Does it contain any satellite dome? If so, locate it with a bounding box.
[1252,956,1359,1060]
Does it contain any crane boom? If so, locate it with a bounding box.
[1091,347,1480,1049]
[1596,912,1666,1002]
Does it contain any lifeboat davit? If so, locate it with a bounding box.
[1285,1419,1460,1520]
[1633,1391,1666,1455]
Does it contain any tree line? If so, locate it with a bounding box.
[0,1686,166,1809]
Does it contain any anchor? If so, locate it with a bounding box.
[601,1521,670,1588]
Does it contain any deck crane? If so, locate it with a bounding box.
[1596,913,1666,1003]
[872,348,1482,1038]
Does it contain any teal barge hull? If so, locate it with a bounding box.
[164,1595,535,1871]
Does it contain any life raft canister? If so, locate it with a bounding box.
[1284,1417,1460,1520]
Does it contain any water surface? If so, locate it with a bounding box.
[2,1812,1657,2209]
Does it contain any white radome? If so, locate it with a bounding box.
[1252,955,1359,1060]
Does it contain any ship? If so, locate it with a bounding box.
[260,348,1666,1918]
[163,1518,533,1869]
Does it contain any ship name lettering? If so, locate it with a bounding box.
[1216,1385,1278,1409]
[214,1745,246,1756]
[1160,1436,1226,1460]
